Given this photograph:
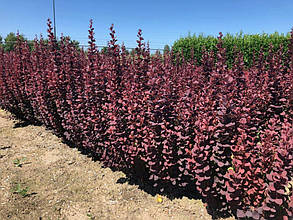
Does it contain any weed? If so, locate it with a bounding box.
[13,157,26,167]
[12,183,29,197]
[87,213,95,220]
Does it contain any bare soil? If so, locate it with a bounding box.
[0,109,235,220]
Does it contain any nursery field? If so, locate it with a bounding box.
[0,20,293,219]
[0,109,235,220]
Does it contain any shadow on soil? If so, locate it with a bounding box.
[13,121,34,128]
[11,117,42,128]
[115,174,233,219]
[9,117,233,220]
[61,137,234,220]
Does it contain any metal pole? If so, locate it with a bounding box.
[53,0,57,38]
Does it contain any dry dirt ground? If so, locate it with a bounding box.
[0,109,235,220]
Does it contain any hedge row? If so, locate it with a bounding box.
[172,31,291,68]
[0,20,292,219]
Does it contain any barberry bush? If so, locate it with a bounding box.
[0,20,292,219]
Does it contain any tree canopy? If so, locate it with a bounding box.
[163,45,170,54]
[4,32,26,52]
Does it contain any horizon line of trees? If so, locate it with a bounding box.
[0,32,171,55]
[0,32,80,52]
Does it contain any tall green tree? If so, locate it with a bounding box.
[4,32,26,52]
[163,45,170,55]
[0,35,3,48]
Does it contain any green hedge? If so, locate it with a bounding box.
[172,31,291,68]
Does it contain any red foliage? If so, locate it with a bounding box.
[0,20,292,219]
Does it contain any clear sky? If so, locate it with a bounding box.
[0,0,292,49]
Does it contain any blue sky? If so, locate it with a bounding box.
[0,0,292,49]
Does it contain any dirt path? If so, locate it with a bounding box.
[0,109,235,220]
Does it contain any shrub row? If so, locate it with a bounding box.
[0,20,292,219]
[172,31,291,68]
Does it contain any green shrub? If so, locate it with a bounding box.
[172,31,291,68]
